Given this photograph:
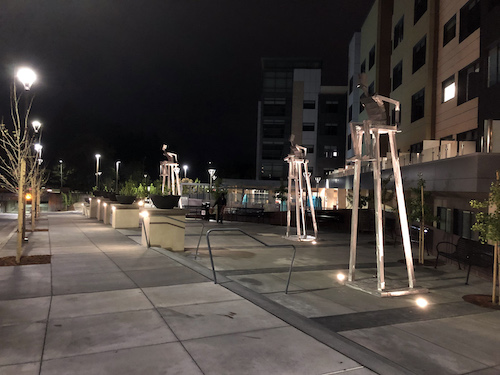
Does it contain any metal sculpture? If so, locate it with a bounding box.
[284,136,318,241]
[347,85,426,296]
[160,144,181,196]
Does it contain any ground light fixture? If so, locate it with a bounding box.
[416,297,428,308]
[337,273,346,282]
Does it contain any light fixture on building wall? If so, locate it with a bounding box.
[443,81,456,102]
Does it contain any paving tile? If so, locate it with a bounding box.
[109,255,182,271]
[0,265,51,300]
[0,362,40,375]
[395,311,500,367]
[0,296,50,326]
[51,271,137,295]
[125,266,208,288]
[40,342,202,375]
[158,299,287,340]
[340,325,486,374]
[50,245,102,254]
[43,310,177,360]
[184,326,363,375]
[228,273,303,293]
[50,289,153,319]
[266,290,356,318]
[143,282,242,308]
[0,322,46,366]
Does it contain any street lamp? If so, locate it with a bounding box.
[16,67,37,91]
[115,161,121,192]
[95,154,101,189]
[208,168,216,192]
[183,165,188,179]
[32,120,42,133]
[59,160,63,188]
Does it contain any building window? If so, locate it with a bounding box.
[348,105,353,121]
[458,60,480,105]
[368,82,375,96]
[349,76,354,94]
[263,71,293,93]
[368,45,376,69]
[324,145,338,158]
[437,207,452,233]
[303,100,316,109]
[325,123,338,135]
[305,145,314,154]
[453,209,473,239]
[303,122,315,132]
[443,15,456,46]
[488,42,500,87]
[414,0,428,24]
[459,0,480,43]
[262,142,285,160]
[442,75,456,102]
[412,36,427,73]
[411,88,425,122]
[262,119,285,138]
[325,100,339,113]
[263,98,286,116]
[392,61,403,90]
[394,16,404,49]
[347,134,352,150]
[360,60,366,73]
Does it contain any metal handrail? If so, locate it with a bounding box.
[202,228,297,294]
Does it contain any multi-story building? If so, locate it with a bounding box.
[256,58,346,180]
[328,0,500,242]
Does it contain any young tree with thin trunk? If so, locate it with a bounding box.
[0,75,39,262]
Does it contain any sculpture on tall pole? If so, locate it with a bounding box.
[160,144,181,196]
[284,135,318,241]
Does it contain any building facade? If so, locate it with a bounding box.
[256,58,347,180]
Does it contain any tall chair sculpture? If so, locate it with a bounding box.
[347,89,426,296]
[284,136,318,241]
[160,144,181,197]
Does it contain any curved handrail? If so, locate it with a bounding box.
[203,228,296,294]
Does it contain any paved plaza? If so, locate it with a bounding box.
[1,211,499,374]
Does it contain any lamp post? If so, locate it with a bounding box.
[183,165,188,179]
[95,154,101,189]
[59,160,63,188]
[115,161,121,192]
[14,67,36,261]
[208,168,216,192]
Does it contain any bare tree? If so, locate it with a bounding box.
[0,76,39,262]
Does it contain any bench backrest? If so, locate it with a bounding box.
[456,237,494,257]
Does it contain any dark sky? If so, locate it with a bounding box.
[0,0,374,187]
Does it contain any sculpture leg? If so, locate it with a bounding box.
[304,161,318,238]
[286,161,293,237]
[298,162,307,239]
[389,131,415,288]
[372,130,385,291]
[348,159,361,282]
[294,163,302,238]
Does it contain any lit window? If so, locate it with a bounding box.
[442,76,455,102]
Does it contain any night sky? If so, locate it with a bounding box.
[1,0,374,189]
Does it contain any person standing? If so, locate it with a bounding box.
[214,193,227,224]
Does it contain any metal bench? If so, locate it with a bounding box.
[435,237,494,284]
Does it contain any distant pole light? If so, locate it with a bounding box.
[115,160,121,192]
[95,154,101,189]
[59,160,63,189]
[31,120,42,133]
[16,67,37,90]
[183,165,188,179]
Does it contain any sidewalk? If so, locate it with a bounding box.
[1,212,499,374]
[1,212,377,375]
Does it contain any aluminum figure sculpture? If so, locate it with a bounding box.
[160,144,181,197]
[284,135,318,241]
[347,80,425,296]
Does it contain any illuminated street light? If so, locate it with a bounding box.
[59,160,63,189]
[16,67,37,90]
[115,160,121,192]
[208,167,216,191]
[95,154,101,189]
[31,120,42,133]
[34,143,43,155]
[183,165,188,179]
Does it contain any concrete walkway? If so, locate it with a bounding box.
[1,212,499,374]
